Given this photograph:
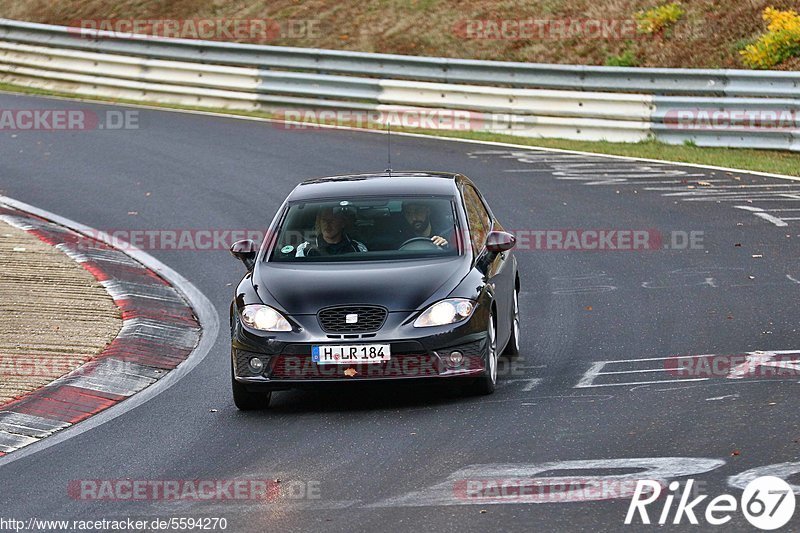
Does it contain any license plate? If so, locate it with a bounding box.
[312,344,391,364]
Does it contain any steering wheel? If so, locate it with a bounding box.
[399,237,445,251]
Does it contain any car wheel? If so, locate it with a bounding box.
[231,363,271,410]
[470,314,498,395]
[502,288,521,358]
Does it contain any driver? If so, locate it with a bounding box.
[296,207,367,257]
[397,200,451,248]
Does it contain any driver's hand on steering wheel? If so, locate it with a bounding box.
[431,235,448,247]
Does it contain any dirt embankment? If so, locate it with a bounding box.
[0,0,798,69]
[0,220,121,405]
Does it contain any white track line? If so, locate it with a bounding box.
[754,213,791,227]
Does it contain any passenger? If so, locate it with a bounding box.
[397,200,451,248]
[296,207,367,257]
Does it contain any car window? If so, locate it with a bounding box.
[269,196,460,262]
[462,185,492,255]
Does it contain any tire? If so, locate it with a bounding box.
[470,314,498,396]
[502,288,521,358]
[231,364,271,410]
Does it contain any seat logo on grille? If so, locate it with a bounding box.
[345,313,358,324]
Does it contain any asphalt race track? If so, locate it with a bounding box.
[1,92,799,532]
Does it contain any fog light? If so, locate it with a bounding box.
[447,351,464,368]
[248,357,265,374]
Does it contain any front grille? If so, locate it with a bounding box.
[317,305,387,333]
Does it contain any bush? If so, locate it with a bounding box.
[605,50,639,67]
[740,7,800,68]
[636,3,685,34]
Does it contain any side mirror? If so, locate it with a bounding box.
[230,239,257,271]
[486,231,516,254]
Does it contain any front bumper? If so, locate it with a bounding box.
[231,307,490,389]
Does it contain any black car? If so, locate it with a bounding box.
[229,172,520,410]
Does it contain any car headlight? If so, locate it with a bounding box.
[240,304,292,332]
[413,299,475,328]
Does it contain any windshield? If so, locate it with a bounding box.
[269,196,461,262]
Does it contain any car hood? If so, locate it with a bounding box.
[254,257,468,315]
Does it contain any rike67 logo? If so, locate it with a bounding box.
[626,476,795,530]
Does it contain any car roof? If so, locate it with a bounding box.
[287,172,462,201]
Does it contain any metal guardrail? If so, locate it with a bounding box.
[0,18,799,150]
[3,19,800,97]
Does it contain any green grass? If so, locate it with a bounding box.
[2,81,799,177]
[604,49,639,67]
